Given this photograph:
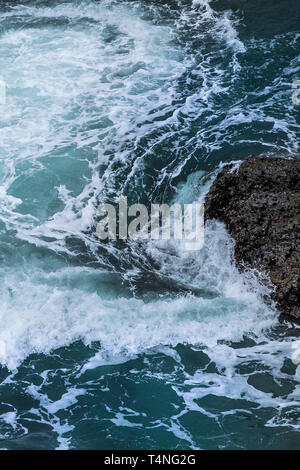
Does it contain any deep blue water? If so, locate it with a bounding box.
[0,0,299,449]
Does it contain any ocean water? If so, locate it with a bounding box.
[0,0,299,450]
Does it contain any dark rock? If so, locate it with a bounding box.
[205,157,300,320]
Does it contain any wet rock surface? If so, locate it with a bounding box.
[205,157,300,320]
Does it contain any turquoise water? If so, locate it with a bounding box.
[0,0,299,450]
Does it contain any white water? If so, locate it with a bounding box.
[0,1,299,447]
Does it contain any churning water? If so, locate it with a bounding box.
[0,0,299,449]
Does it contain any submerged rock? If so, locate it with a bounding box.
[205,157,300,320]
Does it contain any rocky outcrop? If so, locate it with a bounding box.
[205,157,300,320]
